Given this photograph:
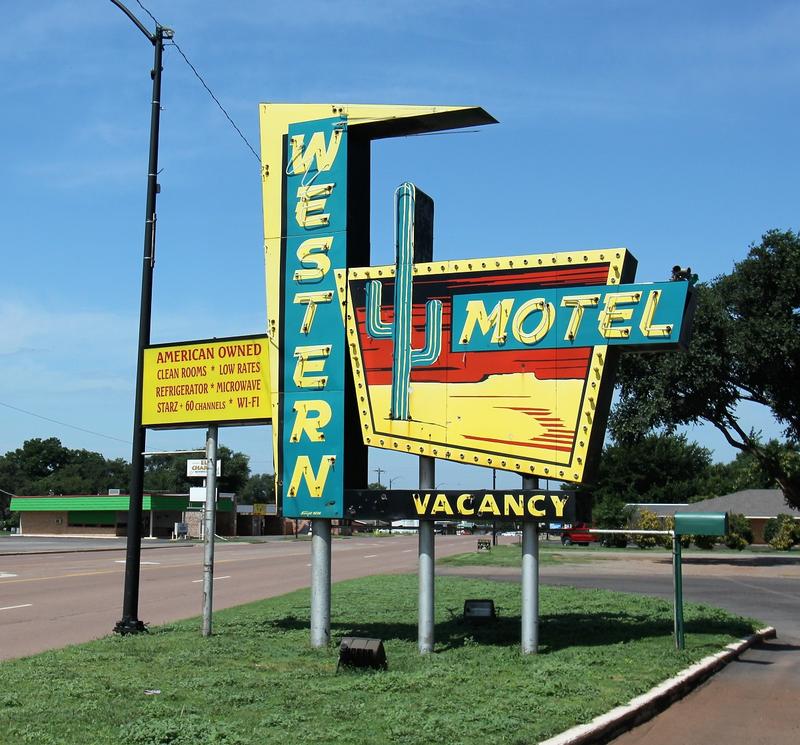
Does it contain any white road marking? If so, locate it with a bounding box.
[114,561,160,565]
[364,554,378,559]
[191,575,231,583]
[402,549,413,553]
[0,604,32,612]
[0,572,18,579]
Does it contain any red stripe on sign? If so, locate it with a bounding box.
[463,434,573,453]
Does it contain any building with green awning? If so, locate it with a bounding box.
[9,493,235,538]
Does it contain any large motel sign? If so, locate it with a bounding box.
[259,103,695,651]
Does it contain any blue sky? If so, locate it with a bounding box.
[1,0,797,490]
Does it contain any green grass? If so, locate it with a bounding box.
[439,544,595,567]
[0,575,759,745]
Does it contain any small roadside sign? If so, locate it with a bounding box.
[186,459,222,478]
[190,486,216,503]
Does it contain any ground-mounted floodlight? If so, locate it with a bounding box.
[337,637,387,671]
[463,599,496,622]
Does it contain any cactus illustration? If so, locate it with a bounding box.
[365,182,442,420]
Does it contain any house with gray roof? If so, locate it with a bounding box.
[626,489,799,543]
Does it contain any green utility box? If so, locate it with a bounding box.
[674,512,728,536]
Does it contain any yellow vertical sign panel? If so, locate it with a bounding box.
[142,335,271,428]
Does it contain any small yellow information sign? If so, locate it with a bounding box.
[142,335,271,428]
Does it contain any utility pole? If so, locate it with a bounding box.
[111,0,174,635]
[374,466,385,486]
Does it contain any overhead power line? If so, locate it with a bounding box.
[0,401,131,445]
[133,1,260,163]
[133,0,158,27]
[168,40,261,162]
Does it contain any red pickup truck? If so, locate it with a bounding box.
[560,523,599,546]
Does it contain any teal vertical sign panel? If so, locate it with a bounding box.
[281,117,347,518]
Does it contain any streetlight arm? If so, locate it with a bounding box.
[108,0,156,43]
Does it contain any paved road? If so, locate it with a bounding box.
[0,534,472,660]
[0,536,188,555]
[443,551,800,745]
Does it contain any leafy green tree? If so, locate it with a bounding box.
[240,473,275,505]
[0,438,130,520]
[574,433,713,527]
[611,230,800,508]
[142,446,250,495]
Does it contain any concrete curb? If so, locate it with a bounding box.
[539,625,777,745]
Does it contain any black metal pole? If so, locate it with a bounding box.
[115,23,168,635]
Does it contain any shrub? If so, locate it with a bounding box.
[693,533,718,550]
[724,512,753,550]
[601,533,629,548]
[766,514,800,550]
[660,515,691,549]
[763,517,781,544]
[633,509,662,549]
[724,533,748,550]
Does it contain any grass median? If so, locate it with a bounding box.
[438,543,598,567]
[0,574,759,745]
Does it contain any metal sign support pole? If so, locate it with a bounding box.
[418,455,435,654]
[310,519,332,647]
[673,532,685,650]
[521,475,539,654]
[201,425,218,637]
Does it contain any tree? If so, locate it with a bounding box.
[611,230,800,508]
[240,473,275,505]
[142,446,250,495]
[0,438,130,520]
[698,442,799,499]
[573,433,713,528]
